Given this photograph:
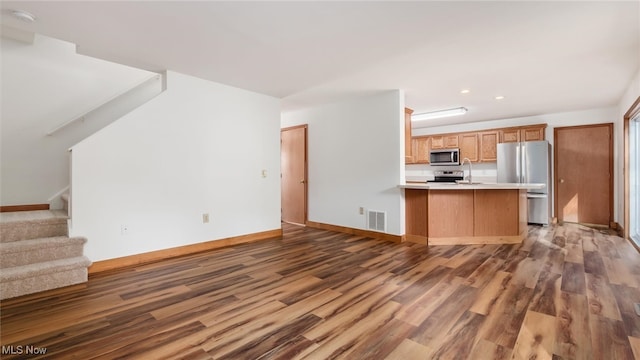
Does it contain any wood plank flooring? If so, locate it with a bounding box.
[1,223,639,359]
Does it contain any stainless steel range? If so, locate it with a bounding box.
[428,170,464,183]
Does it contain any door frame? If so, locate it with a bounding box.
[624,96,640,246]
[553,123,613,226]
[281,124,308,225]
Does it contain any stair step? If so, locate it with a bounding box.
[0,210,69,242]
[0,236,87,268]
[1,256,92,300]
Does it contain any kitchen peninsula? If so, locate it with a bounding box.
[401,182,544,245]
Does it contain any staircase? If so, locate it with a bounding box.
[0,210,91,300]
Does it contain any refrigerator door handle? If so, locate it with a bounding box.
[521,144,527,183]
[516,145,521,183]
[527,193,547,199]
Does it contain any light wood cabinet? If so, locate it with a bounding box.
[413,137,430,163]
[444,135,459,148]
[405,189,428,243]
[520,126,545,142]
[404,108,413,163]
[430,136,444,149]
[428,190,474,238]
[404,188,527,245]
[501,125,546,143]
[431,134,458,149]
[459,133,479,162]
[500,128,520,143]
[409,124,546,165]
[479,131,499,162]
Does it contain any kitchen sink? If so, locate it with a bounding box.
[455,180,483,185]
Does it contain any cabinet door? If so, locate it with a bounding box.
[444,135,459,149]
[431,136,444,149]
[414,137,430,163]
[479,131,499,162]
[404,108,413,163]
[459,133,479,162]
[520,126,545,141]
[500,128,520,143]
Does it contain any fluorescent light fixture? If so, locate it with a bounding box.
[411,107,467,121]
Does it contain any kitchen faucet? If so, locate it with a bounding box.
[461,157,472,183]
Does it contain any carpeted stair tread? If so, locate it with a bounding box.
[0,256,92,282]
[0,210,91,300]
[0,236,86,253]
[0,236,87,269]
[1,216,69,242]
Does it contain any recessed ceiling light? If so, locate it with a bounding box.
[495,95,505,100]
[460,89,470,94]
[11,10,36,23]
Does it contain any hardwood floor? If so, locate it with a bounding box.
[1,223,639,359]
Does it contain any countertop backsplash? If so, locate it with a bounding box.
[405,162,498,183]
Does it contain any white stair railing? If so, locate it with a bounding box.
[46,73,162,136]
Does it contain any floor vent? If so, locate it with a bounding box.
[367,210,386,232]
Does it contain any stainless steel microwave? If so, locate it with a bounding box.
[429,149,460,166]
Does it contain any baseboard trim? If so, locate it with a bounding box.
[89,228,283,274]
[610,222,624,237]
[0,204,50,212]
[428,230,525,246]
[404,234,428,244]
[306,221,403,243]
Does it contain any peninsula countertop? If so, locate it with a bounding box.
[399,182,545,190]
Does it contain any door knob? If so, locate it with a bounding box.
[300,180,306,184]
[560,179,565,183]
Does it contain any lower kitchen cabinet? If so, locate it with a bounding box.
[404,188,528,245]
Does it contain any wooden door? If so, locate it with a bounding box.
[555,123,612,226]
[281,125,307,225]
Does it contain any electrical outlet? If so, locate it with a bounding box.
[359,207,364,215]
[121,225,129,235]
[261,169,267,178]
[202,213,210,223]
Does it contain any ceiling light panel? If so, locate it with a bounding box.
[411,107,468,121]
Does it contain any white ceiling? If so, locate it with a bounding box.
[1,1,638,127]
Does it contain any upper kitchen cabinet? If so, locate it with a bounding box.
[479,131,499,162]
[431,134,459,149]
[459,133,479,162]
[500,124,546,143]
[408,123,547,165]
[404,108,414,163]
[500,128,520,143]
[413,136,430,163]
[520,125,545,142]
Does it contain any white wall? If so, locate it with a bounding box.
[409,106,619,220]
[70,71,281,262]
[1,34,158,207]
[281,90,405,235]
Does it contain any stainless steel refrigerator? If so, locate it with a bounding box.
[497,140,550,225]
